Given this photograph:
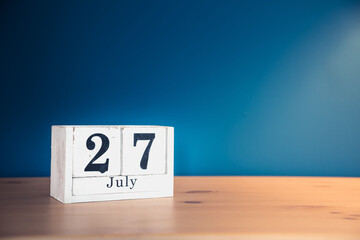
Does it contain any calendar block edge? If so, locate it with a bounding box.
[50,126,73,203]
[166,126,174,197]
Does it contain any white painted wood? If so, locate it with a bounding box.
[122,127,166,175]
[73,126,121,177]
[71,189,173,203]
[63,127,73,203]
[50,125,173,204]
[50,126,64,202]
[72,175,170,196]
[50,126,73,203]
[166,127,174,196]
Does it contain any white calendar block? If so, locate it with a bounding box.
[122,127,166,175]
[72,175,170,196]
[73,127,121,177]
[50,125,174,203]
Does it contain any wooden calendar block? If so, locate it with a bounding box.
[50,125,174,203]
[72,175,170,196]
[72,127,121,177]
[122,127,166,175]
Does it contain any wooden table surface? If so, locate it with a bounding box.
[0,177,359,239]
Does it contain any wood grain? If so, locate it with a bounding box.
[0,177,359,239]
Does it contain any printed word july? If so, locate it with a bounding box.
[106,176,137,189]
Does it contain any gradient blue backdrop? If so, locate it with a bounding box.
[1,0,360,177]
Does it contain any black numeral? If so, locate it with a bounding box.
[84,133,110,173]
[134,133,155,169]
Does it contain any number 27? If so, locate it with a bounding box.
[84,133,156,173]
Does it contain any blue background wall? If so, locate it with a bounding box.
[1,0,360,177]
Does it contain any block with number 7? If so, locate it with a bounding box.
[50,125,174,203]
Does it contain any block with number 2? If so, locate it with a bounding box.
[50,125,174,203]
